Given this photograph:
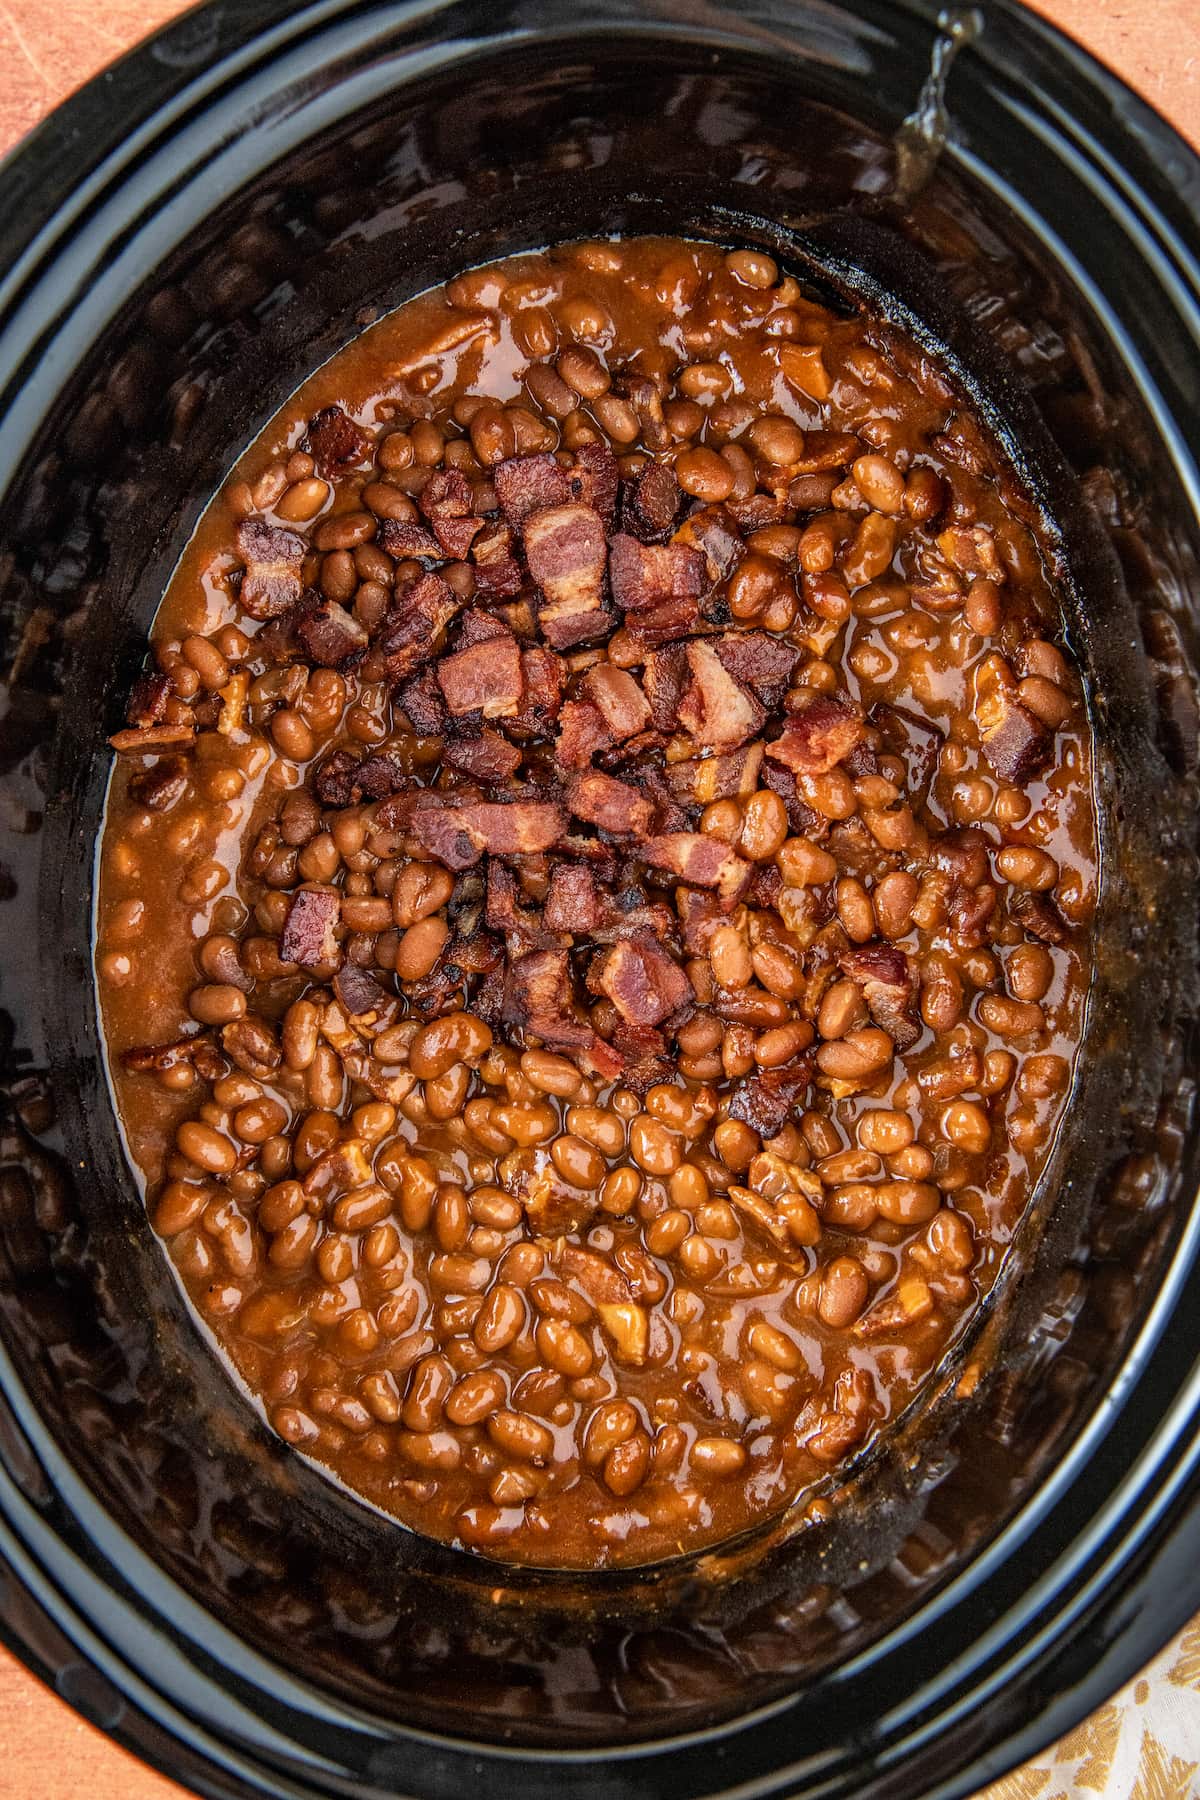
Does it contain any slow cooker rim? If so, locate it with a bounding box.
[0,2,1198,1798]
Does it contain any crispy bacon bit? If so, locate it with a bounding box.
[640,832,751,902]
[122,1033,225,1082]
[352,752,414,799]
[567,771,655,837]
[125,671,171,728]
[413,800,568,868]
[313,749,359,806]
[840,943,921,1049]
[590,931,693,1027]
[432,516,483,559]
[443,729,522,783]
[936,525,1004,580]
[436,631,525,718]
[504,948,589,1048]
[303,404,370,477]
[727,493,788,533]
[377,572,461,682]
[235,519,306,620]
[677,641,765,749]
[580,664,651,741]
[419,467,473,521]
[334,964,392,1018]
[221,1018,281,1079]
[127,756,189,810]
[507,645,565,740]
[676,889,726,954]
[279,885,341,967]
[671,506,744,584]
[397,668,446,736]
[524,503,611,649]
[570,442,620,528]
[609,533,707,613]
[1010,889,1068,945]
[768,695,864,774]
[554,700,611,770]
[294,597,368,668]
[728,1059,815,1136]
[472,519,523,596]
[544,863,601,934]
[980,695,1052,783]
[714,633,800,709]
[494,454,571,527]
[789,430,861,473]
[665,742,764,805]
[643,644,690,732]
[609,1022,675,1096]
[378,517,441,559]
[109,724,196,754]
[626,462,682,541]
[507,1151,600,1235]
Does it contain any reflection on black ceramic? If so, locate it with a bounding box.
[0,3,1198,1797]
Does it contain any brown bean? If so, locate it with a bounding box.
[676,446,735,502]
[691,1435,747,1476]
[176,1119,237,1175]
[474,1283,526,1353]
[521,1049,585,1097]
[188,983,247,1026]
[488,1409,554,1463]
[818,1256,869,1327]
[394,914,449,981]
[978,995,1045,1037]
[409,1011,493,1078]
[603,1430,651,1496]
[445,1369,506,1427]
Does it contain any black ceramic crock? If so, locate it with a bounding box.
[0,2,1198,1796]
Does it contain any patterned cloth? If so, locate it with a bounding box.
[979,1620,1200,1798]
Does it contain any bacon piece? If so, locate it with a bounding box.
[418,467,473,522]
[378,518,441,559]
[937,525,1004,580]
[609,533,707,613]
[504,948,589,1048]
[980,696,1051,783]
[1010,888,1068,945]
[728,1060,815,1137]
[443,729,522,783]
[553,699,611,770]
[436,631,525,718]
[508,645,566,739]
[431,516,483,559]
[377,572,461,682]
[506,1149,601,1235]
[485,863,557,952]
[610,1023,675,1096]
[457,608,510,648]
[334,964,392,1018]
[294,597,368,668]
[671,507,745,584]
[626,462,682,542]
[235,519,306,620]
[412,800,567,868]
[640,833,751,902]
[472,519,524,597]
[544,863,601,934]
[303,404,370,476]
[397,668,446,736]
[352,752,414,799]
[580,664,651,741]
[122,1033,225,1082]
[727,493,788,532]
[567,771,655,837]
[624,594,706,648]
[313,749,359,806]
[665,742,764,805]
[677,640,765,749]
[643,644,690,732]
[761,763,825,838]
[570,442,620,529]
[494,454,571,528]
[791,430,861,473]
[109,724,195,754]
[279,886,341,967]
[676,888,727,954]
[840,943,921,1050]
[126,670,171,728]
[590,931,693,1028]
[768,695,864,775]
[714,632,801,709]
[524,503,611,649]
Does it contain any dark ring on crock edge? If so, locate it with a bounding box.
[0,2,1198,1797]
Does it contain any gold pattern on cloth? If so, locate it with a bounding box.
[977,1629,1200,1800]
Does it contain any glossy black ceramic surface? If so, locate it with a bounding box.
[0,2,1198,1796]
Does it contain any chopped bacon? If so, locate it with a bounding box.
[109,724,195,754]
[378,518,441,559]
[432,515,483,559]
[303,404,370,476]
[590,931,693,1027]
[1010,889,1067,945]
[352,752,415,798]
[294,597,368,668]
[507,1151,600,1235]
[333,964,392,1018]
[418,467,473,521]
[443,729,522,783]
[397,668,446,736]
[554,699,612,770]
[412,800,567,868]
[728,1059,815,1136]
[544,862,602,934]
[608,533,707,613]
[665,742,764,805]
[580,664,651,740]
[626,461,682,541]
[570,442,620,529]
[279,886,341,967]
[503,948,589,1048]
[639,832,751,901]
[126,670,171,728]
[671,506,744,584]
[623,593,706,648]
[567,770,655,837]
[472,519,524,596]
[980,695,1051,783]
[789,430,861,473]
[610,1022,675,1095]
[524,503,611,648]
[643,643,690,732]
[313,749,360,806]
[677,640,765,749]
[936,525,1004,580]
[726,493,788,532]
[676,888,727,954]
[508,645,566,739]
[122,1033,226,1082]
[485,863,556,951]
[377,572,461,682]
[457,609,510,648]
[768,695,864,775]
[436,631,525,718]
[235,519,306,620]
[714,632,800,709]
[494,454,571,527]
[840,943,921,1049]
